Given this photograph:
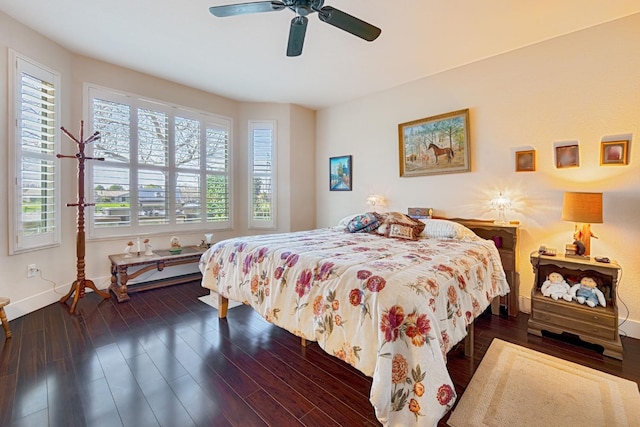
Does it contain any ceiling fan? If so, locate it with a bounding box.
[209,0,382,57]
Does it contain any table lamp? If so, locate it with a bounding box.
[562,192,602,257]
[366,194,386,212]
[491,192,511,225]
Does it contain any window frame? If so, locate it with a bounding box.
[8,50,62,254]
[85,84,233,239]
[248,120,277,230]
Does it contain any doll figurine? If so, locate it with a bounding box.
[570,277,606,308]
[541,272,572,301]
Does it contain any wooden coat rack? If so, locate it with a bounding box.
[58,121,111,314]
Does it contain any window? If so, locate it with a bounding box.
[9,51,61,254]
[86,85,232,238]
[249,120,276,229]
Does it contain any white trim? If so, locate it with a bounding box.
[4,275,111,321]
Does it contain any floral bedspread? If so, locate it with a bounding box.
[200,227,509,426]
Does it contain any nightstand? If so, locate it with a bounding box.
[527,252,623,360]
[454,220,520,317]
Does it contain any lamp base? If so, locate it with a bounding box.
[573,222,596,256]
[494,209,509,226]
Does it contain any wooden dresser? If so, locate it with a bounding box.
[527,252,623,360]
[454,220,520,317]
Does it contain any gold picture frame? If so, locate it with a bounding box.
[600,140,629,165]
[515,149,536,172]
[398,109,470,177]
[555,144,580,169]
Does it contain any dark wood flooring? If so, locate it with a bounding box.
[1,280,638,426]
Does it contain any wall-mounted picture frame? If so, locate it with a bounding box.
[398,109,471,177]
[555,143,580,168]
[329,155,352,191]
[515,149,536,172]
[600,140,629,165]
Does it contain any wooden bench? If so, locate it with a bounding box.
[109,245,206,302]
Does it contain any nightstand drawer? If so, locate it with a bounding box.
[531,294,616,327]
[531,310,616,340]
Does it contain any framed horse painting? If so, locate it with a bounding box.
[398,109,471,177]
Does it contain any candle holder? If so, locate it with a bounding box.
[204,233,213,248]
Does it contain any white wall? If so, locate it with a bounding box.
[0,11,315,320]
[0,13,76,317]
[316,14,640,338]
[289,105,317,231]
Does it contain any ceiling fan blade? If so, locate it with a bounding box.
[209,1,285,17]
[317,6,381,41]
[286,16,308,57]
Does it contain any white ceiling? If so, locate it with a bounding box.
[2,1,639,110]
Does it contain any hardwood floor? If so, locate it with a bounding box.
[1,280,638,427]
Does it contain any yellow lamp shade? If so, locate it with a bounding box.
[562,192,602,224]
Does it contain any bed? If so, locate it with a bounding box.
[199,213,510,426]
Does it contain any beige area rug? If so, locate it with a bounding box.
[198,290,242,310]
[448,339,640,427]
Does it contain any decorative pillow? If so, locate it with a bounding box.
[346,212,381,233]
[377,211,426,236]
[419,219,479,240]
[386,221,422,240]
[338,213,361,227]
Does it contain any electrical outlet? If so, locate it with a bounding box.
[27,264,38,278]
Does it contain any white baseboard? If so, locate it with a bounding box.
[4,275,111,321]
[519,295,640,340]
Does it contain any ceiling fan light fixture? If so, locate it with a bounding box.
[295,6,310,16]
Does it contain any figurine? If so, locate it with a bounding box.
[169,236,182,254]
[123,241,134,258]
[144,238,153,256]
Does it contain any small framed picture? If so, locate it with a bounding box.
[600,140,629,165]
[555,144,579,168]
[515,150,536,172]
[329,155,352,191]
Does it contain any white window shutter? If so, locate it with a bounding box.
[9,51,61,253]
[249,120,276,229]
